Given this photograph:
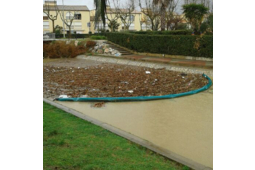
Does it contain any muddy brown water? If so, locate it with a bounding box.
[56,91,213,169]
[45,58,213,168]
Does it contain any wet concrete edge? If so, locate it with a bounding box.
[43,98,212,170]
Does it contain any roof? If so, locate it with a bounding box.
[106,9,141,14]
[43,5,89,11]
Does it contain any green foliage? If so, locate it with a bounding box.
[54,25,63,35]
[200,22,208,33]
[182,3,209,34]
[108,20,120,32]
[90,35,107,40]
[104,32,213,58]
[44,102,189,170]
[175,23,189,30]
[55,34,90,39]
[200,14,213,34]
[182,166,190,170]
[134,30,193,35]
[207,14,213,32]
[94,0,107,27]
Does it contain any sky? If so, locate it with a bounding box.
[43,0,213,14]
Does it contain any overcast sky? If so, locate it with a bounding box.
[43,0,213,14]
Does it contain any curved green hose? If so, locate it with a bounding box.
[55,74,212,102]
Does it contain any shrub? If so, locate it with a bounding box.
[43,41,88,58]
[175,23,189,30]
[86,41,96,48]
[90,35,107,40]
[104,33,213,58]
[182,3,209,34]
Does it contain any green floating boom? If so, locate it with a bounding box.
[55,74,212,102]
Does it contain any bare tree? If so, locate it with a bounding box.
[184,0,197,4]
[106,7,120,32]
[184,0,211,7]
[153,0,173,31]
[165,0,181,30]
[139,0,161,31]
[55,0,75,39]
[113,0,135,31]
[43,0,59,33]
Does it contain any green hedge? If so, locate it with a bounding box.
[55,34,90,39]
[133,30,193,35]
[104,33,213,58]
[90,35,107,40]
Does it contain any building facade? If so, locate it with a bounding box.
[43,1,188,34]
[43,1,91,34]
[89,6,142,33]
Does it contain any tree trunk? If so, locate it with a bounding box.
[161,6,166,31]
[69,26,71,39]
[151,20,154,31]
[52,20,55,33]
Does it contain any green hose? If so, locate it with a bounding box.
[55,74,212,102]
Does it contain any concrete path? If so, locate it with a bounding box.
[77,55,213,79]
[123,55,213,68]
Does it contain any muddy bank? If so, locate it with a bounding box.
[43,61,208,98]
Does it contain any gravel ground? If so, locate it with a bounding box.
[43,59,209,98]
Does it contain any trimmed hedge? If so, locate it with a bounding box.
[133,30,193,35]
[55,34,90,39]
[90,35,107,40]
[104,33,213,58]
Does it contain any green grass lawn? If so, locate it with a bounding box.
[43,102,190,170]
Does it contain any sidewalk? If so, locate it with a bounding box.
[122,55,213,69]
[105,41,213,69]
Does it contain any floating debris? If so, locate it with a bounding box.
[59,95,68,98]
[92,102,105,108]
[43,64,208,98]
[128,90,134,93]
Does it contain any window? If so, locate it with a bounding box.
[43,21,49,29]
[73,22,82,29]
[129,15,135,22]
[66,12,74,20]
[129,23,135,30]
[74,12,81,20]
[43,12,48,20]
[141,23,146,30]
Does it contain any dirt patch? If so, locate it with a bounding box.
[43,60,208,98]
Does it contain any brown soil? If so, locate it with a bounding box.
[43,59,208,98]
